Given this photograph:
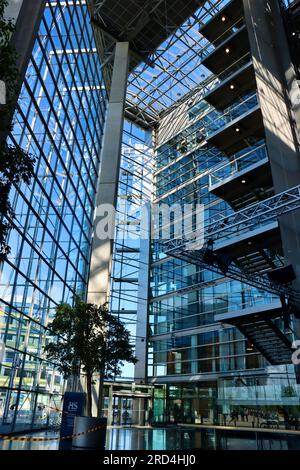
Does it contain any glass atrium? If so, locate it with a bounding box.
[1,0,300,450]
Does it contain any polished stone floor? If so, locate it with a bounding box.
[0,427,300,451]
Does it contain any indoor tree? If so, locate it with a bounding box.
[44,296,137,418]
[0,0,36,261]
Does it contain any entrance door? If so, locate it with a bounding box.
[112,396,133,425]
[121,397,132,425]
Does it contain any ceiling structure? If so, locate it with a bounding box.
[89,0,230,128]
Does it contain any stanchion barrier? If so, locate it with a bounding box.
[0,423,106,442]
[0,404,105,442]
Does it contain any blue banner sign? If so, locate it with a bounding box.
[59,391,85,449]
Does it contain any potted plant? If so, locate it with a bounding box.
[44,296,137,449]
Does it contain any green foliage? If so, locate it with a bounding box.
[0,142,36,185]
[44,297,137,416]
[44,297,137,379]
[0,0,36,261]
[0,0,15,41]
[0,144,36,261]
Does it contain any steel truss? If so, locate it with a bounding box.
[167,245,300,304]
[166,184,300,251]
[164,185,300,304]
[90,0,228,118]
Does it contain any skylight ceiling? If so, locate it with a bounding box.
[127,0,229,119]
[90,0,231,124]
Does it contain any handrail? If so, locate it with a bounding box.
[209,143,268,186]
[205,92,259,137]
[200,18,246,60]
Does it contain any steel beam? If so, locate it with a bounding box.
[165,184,300,252]
[91,17,155,68]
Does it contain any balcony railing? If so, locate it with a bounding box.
[205,92,259,138]
[151,292,278,335]
[200,18,246,60]
[188,54,252,122]
[209,143,268,187]
[160,92,259,168]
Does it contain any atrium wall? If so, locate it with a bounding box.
[0,0,107,433]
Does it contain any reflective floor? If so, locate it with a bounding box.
[0,427,300,451]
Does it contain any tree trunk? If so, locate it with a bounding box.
[97,372,105,418]
[86,373,93,418]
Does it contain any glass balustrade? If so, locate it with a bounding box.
[205,92,259,137]
[209,143,268,186]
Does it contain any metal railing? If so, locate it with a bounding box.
[200,18,246,60]
[205,92,259,137]
[163,185,300,303]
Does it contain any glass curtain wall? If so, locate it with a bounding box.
[0,0,107,433]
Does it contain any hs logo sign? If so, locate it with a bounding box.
[68,402,78,412]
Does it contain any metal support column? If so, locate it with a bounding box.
[134,203,151,384]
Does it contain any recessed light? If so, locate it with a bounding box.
[241,179,246,184]
[221,16,226,22]
[225,47,230,54]
[235,127,240,132]
[292,32,296,36]
[230,84,235,90]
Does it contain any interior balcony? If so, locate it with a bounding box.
[213,221,281,275]
[201,26,249,76]
[215,301,294,366]
[208,145,272,209]
[199,0,244,46]
[206,106,264,154]
[203,61,256,111]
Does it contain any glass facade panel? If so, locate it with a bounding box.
[110,120,153,380]
[0,0,107,433]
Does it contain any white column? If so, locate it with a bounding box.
[88,42,129,305]
[134,202,151,383]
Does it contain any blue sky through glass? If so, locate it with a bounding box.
[126,0,230,117]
